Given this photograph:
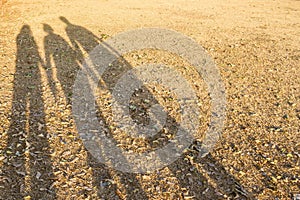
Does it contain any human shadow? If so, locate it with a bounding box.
[56,17,148,199]
[59,16,102,59]
[94,54,253,199]
[168,149,253,199]
[0,25,56,199]
[43,23,79,102]
[43,16,252,199]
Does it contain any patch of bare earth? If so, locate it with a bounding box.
[0,0,299,199]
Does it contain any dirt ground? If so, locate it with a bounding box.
[0,0,299,199]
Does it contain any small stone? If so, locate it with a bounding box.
[271,176,278,183]
[24,196,31,200]
[239,171,246,176]
[36,172,41,179]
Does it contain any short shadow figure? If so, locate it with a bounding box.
[0,25,56,199]
[43,24,79,102]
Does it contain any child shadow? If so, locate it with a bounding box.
[43,23,79,103]
[55,17,149,199]
[1,25,56,199]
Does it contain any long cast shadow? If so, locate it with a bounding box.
[59,17,254,199]
[56,17,149,199]
[168,149,253,199]
[0,25,56,199]
[40,16,252,199]
[98,56,253,199]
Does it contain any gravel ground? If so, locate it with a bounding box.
[0,0,299,199]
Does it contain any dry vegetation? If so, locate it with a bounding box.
[0,0,299,199]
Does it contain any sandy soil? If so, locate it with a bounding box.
[0,0,299,199]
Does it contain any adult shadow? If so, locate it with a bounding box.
[56,16,252,199]
[168,149,253,199]
[0,25,56,199]
[96,56,253,199]
[59,16,102,59]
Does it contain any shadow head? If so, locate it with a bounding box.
[43,24,54,33]
[59,16,71,25]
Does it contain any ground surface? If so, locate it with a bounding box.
[0,0,299,199]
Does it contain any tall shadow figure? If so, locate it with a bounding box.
[59,16,102,61]
[94,57,252,199]
[1,25,56,199]
[56,17,252,199]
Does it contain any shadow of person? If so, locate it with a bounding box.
[0,25,56,199]
[93,57,244,199]
[61,18,251,199]
[57,17,251,199]
[59,16,102,61]
[168,150,252,199]
[43,24,80,103]
[57,17,149,199]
